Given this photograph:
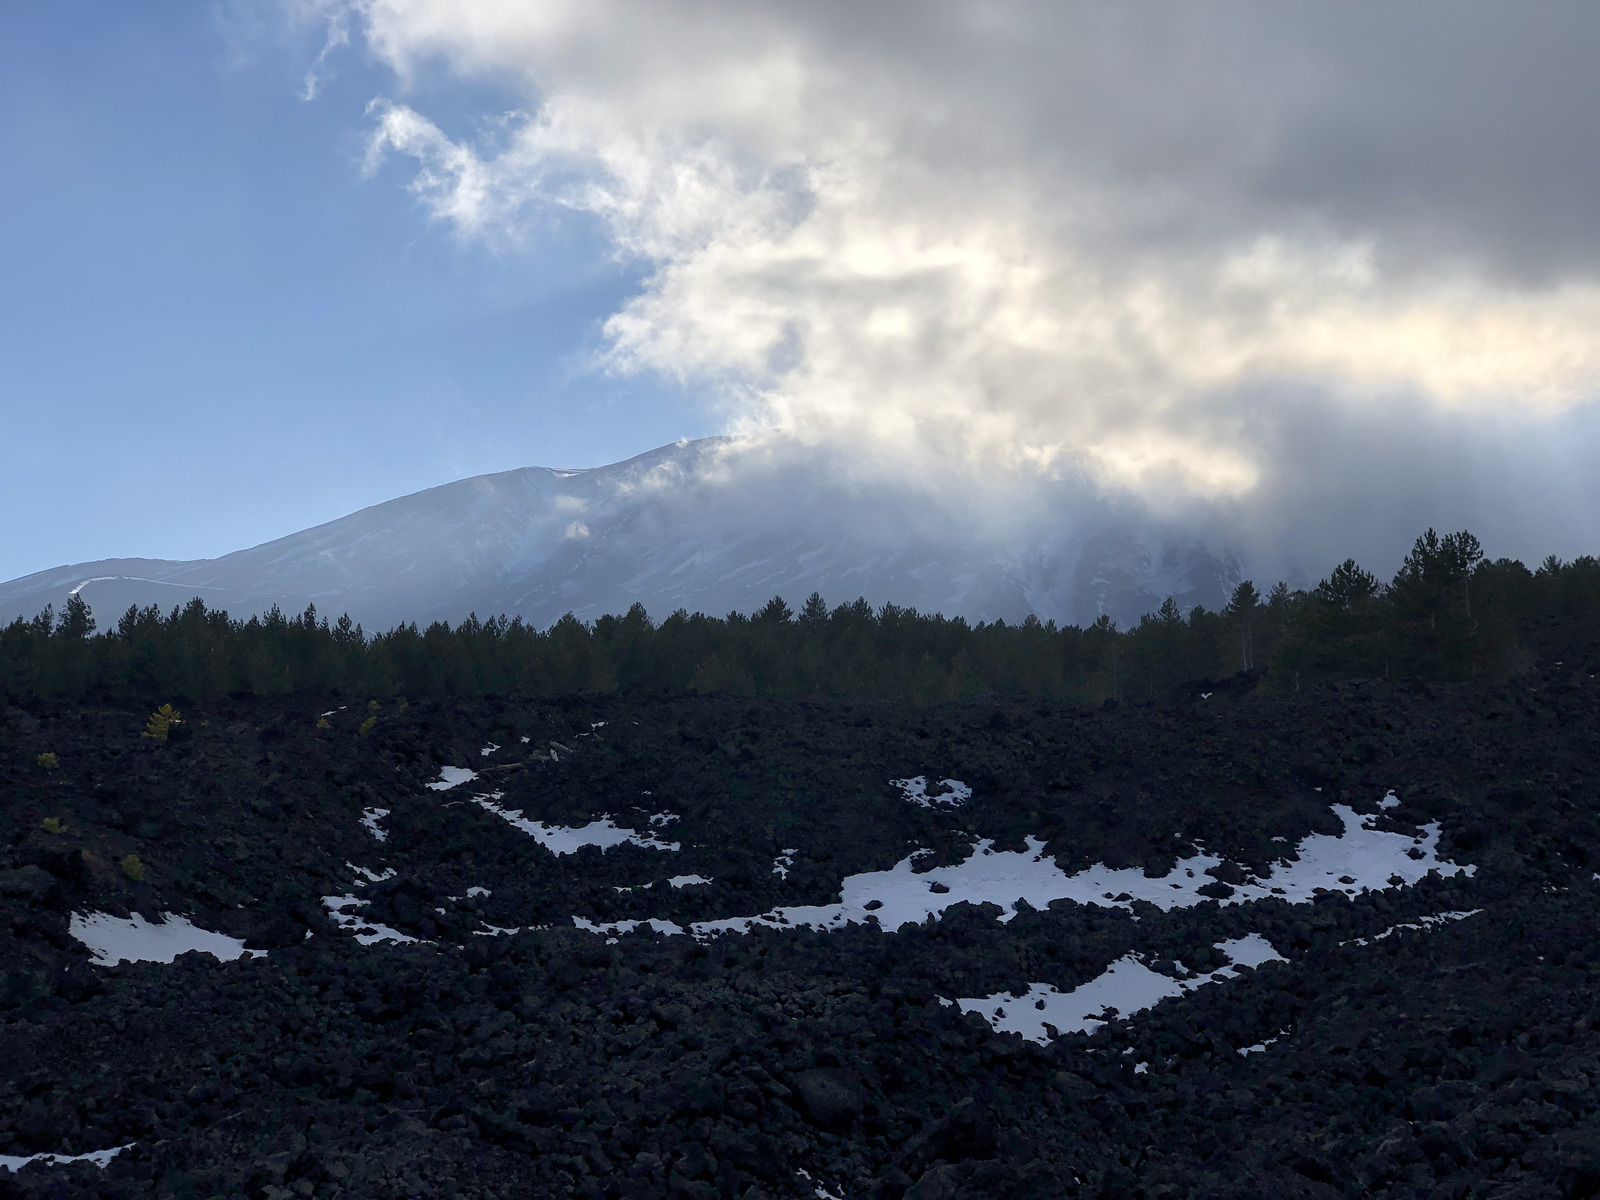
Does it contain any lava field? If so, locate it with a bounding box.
[4,647,1600,1199]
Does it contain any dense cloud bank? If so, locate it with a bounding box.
[280,0,1600,574]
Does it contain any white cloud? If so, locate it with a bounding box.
[261,0,353,101]
[327,1,1600,563]
[300,7,349,100]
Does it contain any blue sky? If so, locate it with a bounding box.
[0,4,704,582]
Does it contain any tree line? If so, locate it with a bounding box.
[3,529,1597,707]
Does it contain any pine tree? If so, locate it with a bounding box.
[1389,529,1487,677]
[1392,529,1480,631]
[1223,580,1260,670]
[56,593,96,639]
[1317,560,1380,612]
[756,596,794,625]
[142,704,183,740]
[798,592,829,629]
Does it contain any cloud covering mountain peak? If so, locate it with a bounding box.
[340,0,1600,523]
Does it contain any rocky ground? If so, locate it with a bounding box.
[3,620,1600,1199]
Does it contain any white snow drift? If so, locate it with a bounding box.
[956,934,1286,1043]
[321,895,418,946]
[0,1144,134,1172]
[1342,909,1483,947]
[572,916,686,943]
[470,792,681,854]
[426,766,479,791]
[347,863,397,885]
[738,804,1460,935]
[892,777,973,809]
[69,912,259,966]
[574,801,1471,941]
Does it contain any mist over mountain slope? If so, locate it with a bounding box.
[0,439,1239,631]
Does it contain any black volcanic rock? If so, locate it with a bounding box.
[0,866,56,902]
[2,653,1600,1196]
[793,1068,865,1129]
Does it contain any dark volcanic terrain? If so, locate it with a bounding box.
[4,633,1600,1199]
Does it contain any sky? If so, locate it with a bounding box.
[0,2,702,582]
[5,2,1600,585]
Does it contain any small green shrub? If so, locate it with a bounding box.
[142,704,182,740]
[40,817,63,834]
[36,752,58,769]
[120,854,145,882]
[358,715,376,735]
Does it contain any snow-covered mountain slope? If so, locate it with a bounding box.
[0,438,1240,630]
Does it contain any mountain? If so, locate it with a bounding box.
[0,438,1241,631]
